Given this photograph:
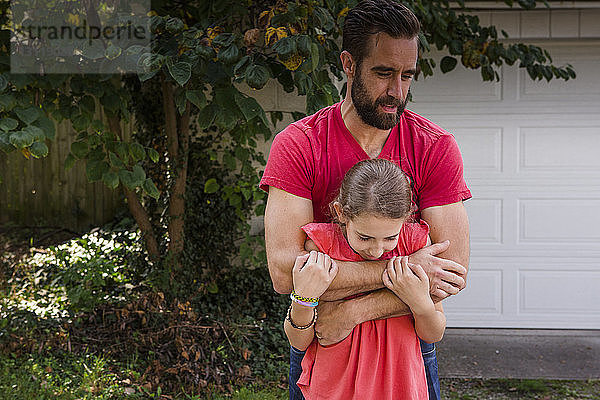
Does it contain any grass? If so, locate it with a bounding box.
[1,352,599,399]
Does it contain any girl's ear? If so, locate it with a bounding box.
[333,202,348,224]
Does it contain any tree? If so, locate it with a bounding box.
[0,0,575,280]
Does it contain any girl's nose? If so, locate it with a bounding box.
[370,247,385,258]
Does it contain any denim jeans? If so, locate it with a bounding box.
[419,339,441,400]
[288,340,441,400]
[289,346,306,400]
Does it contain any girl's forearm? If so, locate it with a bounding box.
[284,303,317,351]
[413,305,446,343]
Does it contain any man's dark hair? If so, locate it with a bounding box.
[342,0,421,66]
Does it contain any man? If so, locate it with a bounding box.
[260,1,471,399]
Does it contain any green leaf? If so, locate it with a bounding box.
[9,130,34,149]
[102,170,119,189]
[215,111,238,131]
[64,153,76,170]
[0,94,16,110]
[166,17,184,33]
[168,62,192,86]
[131,164,146,187]
[116,142,129,163]
[86,160,110,182]
[310,42,320,72]
[294,71,312,95]
[440,56,458,73]
[245,64,270,90]
[32,115,56,140]
[23,125,45,142]
[223,153,236,170]
[297,35,311,57]
[0,74,7,91]
[272,37,296,59]
[105,43,122,60]
[118,169,136,190]
[197,104,217,129]
[212,33,235,48]
[207,281,218,294]
[217,45,240,65]
[234,56,250,76]
[204,178,220,194]
[0,118,18,131]
[235,96,262,121]
[29,141,48,158]
[71,141,89,159]
[185,90,206,110]
[71,113,91,132]
[15,106,40,124]
[129,142,146,162]
[80,95,96,114]
[109,152,125,168]
[147,148,159,163]
[0,132,15,153]
[142,178,160,199]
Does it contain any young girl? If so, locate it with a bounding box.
[283,158,446,400]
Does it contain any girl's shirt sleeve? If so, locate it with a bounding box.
[301,222,364,261]
[397,220,430,255]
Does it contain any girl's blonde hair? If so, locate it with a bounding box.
[331,159,413,221]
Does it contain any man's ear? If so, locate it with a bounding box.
[340,50,355,77]
[333,202,347,223]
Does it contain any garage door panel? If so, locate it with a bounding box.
[519,270,600,315]
[447,127,503,173]
[443,269,503,314]
[519,198,600,243]
[519,126,600,171]
[465,198,503,244]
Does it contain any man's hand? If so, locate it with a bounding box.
[314,300,354,346]
[408,240,466,301]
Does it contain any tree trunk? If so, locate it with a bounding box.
[107,115,161,262]
[161,78,191,270]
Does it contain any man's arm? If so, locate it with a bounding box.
[315,201,470,344]
[265,187,389,297]
[315,288,412,346]
[264,187,313,294]
[412,201,470,300]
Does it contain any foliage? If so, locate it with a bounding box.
[0,229,145,354]
[0,1,576,282]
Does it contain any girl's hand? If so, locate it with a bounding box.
[383,256,434,315]
[293,251,338,299]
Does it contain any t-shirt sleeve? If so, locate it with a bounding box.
[301,223,334,254]
[398,220,430,255]
[419,134,472,210]
[259,124,314,200]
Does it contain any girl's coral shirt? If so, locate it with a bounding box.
[297,220,430,400]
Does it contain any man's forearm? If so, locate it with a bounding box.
[343,288,412,325]
[320,259,387,300]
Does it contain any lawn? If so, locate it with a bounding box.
[0,352,598,400]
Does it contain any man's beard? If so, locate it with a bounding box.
[351,68,408,130]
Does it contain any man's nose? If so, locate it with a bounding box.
[387,76,404,99]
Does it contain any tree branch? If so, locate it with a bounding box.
[107,115,160,262]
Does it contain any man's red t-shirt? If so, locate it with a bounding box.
[259,101,471,220]
[297,221,430,400]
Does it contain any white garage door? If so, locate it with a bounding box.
[410,43,600,329]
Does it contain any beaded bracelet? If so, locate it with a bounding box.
[290,290,319,306]
[286,304,317,330]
